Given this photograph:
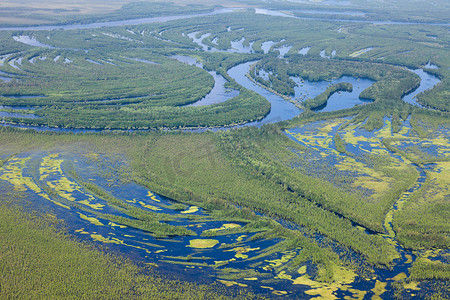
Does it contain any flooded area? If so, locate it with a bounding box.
[0,149,331,297]
[13,35,81,51]
[1,117,447,298]
[0,111,39,119]
[349,47,374,57]
[228,61,302,127]
[172,55,239,107]
[298,46,311,55]
[13,36,57,49]
[285,117,449,298]
[230,38,254,54]
[274,45,292,57]
[0,7,447,35]
[261,41,277,54]
[0,59,442,132]
[0,6,447,299]
[320,49,336,59]
[291,75,375,111]
[403,69,441,108]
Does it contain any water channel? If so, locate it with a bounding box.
[0,8,447,298]
[0,58,441,132]
[0,7,447,33]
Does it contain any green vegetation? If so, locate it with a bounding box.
[0,202,256,299]
[0,44,269,129]
[251,57,420,104]
[416,82,450,111]
[410,258,450,281]
[0,0,448,298]
[303,82,353,110]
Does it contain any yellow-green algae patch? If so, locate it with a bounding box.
[225,246,260,259]
[217,279,248,287]
[181,206,199,214]
[91,234,124,244]
[276,271,293,280]
[139,201,161,211]
[40,154,107,211]
[388,272,407,281]
[208,223,241,232]
[78,199,105,210]
[90,232,151,254]
[290,263,358,299]
[0,157,39,193]
[0,156,70,210]
[405,254,413,264]
[108,222,127,229]
[343,288,366,300]
[236,234,247,242]
[371,280,387,299]
[78,213,103,226]
[214,258,236,266]
[272,290,288,295]
[147,191,161,202]
[263,250,297,270]
[188,239,219,249]
[403,281,420,291]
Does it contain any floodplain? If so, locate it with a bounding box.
[0,0,448,299]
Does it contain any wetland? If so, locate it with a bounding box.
[0,0,448,299]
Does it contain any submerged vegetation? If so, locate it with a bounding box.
[0,0,448,298]
[0,201,258,299]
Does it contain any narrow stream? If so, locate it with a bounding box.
[403,69,441,108]
[0,58,442,132]
[171,55,239,106]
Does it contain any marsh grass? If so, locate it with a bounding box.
[0,201,257,299]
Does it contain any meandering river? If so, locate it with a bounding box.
[0,8,447,299]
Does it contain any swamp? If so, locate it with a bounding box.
[0,0,448,299]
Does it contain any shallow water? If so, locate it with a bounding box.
[424,61,439,69]
[228,62,302,127]
[402,69,441,108]
[0,59,441,133]
[298,46,311,55]
[284,117,449,298]
[230,37,254,54]
[171,55,239,107]
[0,76,13,83]
[290,75,375,111]
[0,7,447,35]
[0,111,39,119]
[261,41,276,54]
[187,32,217,52]
[13,35,81,51]
[0,8,240,31]
[0,150,311,297]
[254,7,450,26]
[274,45,292,57]
[85,58,103,65]
[13,35,57,49]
